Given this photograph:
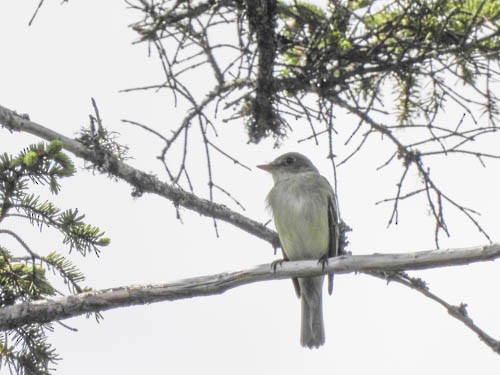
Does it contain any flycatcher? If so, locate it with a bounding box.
[258,152,340,348]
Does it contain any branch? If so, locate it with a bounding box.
[245,0,280,141]
[2,105,500,353]
[1,243,499,332]
[0,104,279,248]
[332,96,493,245]
[368,270,500,354]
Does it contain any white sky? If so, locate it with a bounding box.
[1,1,500,374]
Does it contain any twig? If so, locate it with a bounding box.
[368,270,500,354]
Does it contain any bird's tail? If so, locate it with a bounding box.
[299,276,325,348]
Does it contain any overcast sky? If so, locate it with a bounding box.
[1,1,500,374]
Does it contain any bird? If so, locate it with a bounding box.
[258,152,340,348]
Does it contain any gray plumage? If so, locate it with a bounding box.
[258,152,340,348]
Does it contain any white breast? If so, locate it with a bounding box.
[267,172,331,260]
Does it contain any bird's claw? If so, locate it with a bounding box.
[271,259,286,272]
[318,255,329,272]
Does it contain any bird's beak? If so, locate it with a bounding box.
[257,163,275,172]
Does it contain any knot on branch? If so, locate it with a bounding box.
[448,303,470,319]
[399,148,421,167]
[76,99,129,177]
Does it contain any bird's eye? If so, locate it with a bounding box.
[285,156,295,165]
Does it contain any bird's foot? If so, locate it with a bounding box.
[318,254,329,272]
[271,259,286,272]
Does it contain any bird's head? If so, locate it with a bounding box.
[257,152,318,182]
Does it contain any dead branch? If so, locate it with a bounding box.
[0,242,499,334]
[0,103,279,247]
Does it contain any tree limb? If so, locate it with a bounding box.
[2,104,500,354]
[0,243,499,332]
[0,104,279,248]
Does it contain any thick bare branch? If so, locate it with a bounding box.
[1,243,499,332]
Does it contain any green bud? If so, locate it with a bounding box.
[339,39,352,51]
[98,238,111,246]
[47,139,64,155]
[23,151,39,166]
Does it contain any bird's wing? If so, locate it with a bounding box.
[324,177,340,295]
[280,248,301,298]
